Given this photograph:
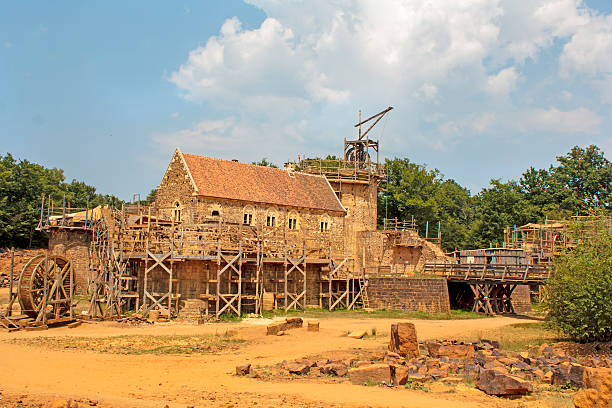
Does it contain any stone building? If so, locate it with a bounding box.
[155,148,346,236]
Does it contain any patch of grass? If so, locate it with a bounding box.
[8,334,244,355]
[457,322,568,352]
[261,307,488,320]
[404,379,430,392]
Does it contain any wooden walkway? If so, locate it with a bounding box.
[423,263,549,314]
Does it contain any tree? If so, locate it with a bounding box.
[546,216,612,342]
[548,145,611,212]
[468,180,531,249]
[252,158,278,168]
[0,153,123,248]
[379,158,472,251]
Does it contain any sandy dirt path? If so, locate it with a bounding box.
[0,316,536,408]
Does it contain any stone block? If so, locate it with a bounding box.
[476,369,534,396]
[388,322,419,358]
[427,342,474,360]
[348,364,392,385]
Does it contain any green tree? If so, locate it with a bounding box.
[468,180,531,249]
[546,217,612,342]
[379,158,472,251]
[252,158,278,168]
[548,145,611,212]
[0,153,123,248]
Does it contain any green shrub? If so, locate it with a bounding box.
[546,217,612,342]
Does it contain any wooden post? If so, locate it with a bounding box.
[8,247,14,317]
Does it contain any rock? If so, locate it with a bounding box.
[320,363,349,377]
[276,330,286,336]
[428,367,449,379]
[285,317,303,329]
[388,322,419,358]
[266,317,303,335]
[288,363,310,375]
[573,388,600,408]
[464,363,481,379]
[348,330,367,339]
[314,358,330,367]
[47,399,71,408]
[267,321,286,335]
[552,365,585,388]
[355,360,372,367]
[307,321,319,332]
[148,309,161,322]
[474,350,493,366]
[476,369,534,396]
[236,364,251,376]
[348,364,392,385]
[392,366,411,386]
[427,342,475,360]
[577,367,612,407]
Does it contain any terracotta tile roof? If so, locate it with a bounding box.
[181,152,345,214]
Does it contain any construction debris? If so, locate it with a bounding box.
[116,314,153,326]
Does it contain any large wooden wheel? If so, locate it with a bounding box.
[18,255,73,318]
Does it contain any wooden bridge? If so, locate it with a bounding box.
[423,263,549,314]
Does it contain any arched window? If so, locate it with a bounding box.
[172,201,182,222]
[211,210,220,217]
[243,205,254,226]
[287,211,299,230]
[266,209,277,227]
[320,215,331,232]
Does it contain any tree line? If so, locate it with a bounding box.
[1,145,610,250]
[380,145,611,251]
[0,153,123,248]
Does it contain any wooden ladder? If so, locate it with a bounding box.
[359,272,370,309]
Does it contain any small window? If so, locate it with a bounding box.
[266,215,276,227]
[211,210,220,217]
[288,217,297,230]
[242,205,254,226]
[173,202,182,222]
[320,221,329,232]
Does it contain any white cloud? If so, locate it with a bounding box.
[560,14,612,76]
[415,83,439,101]
[485,67,519,96]
[524,107,602,134]
[164,0,611,162]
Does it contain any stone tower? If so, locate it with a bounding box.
[299,107,391,265]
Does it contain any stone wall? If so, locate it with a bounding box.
[154,150,345,255]
[155,150,197,218]
[511,285,532,313]
[329,181,377,262]
[367,277,451,313]
[359,230,450,273]
[48,229,91,294]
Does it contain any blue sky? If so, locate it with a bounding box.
[1,1,611,199]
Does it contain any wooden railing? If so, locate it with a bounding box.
[423,263,550,284]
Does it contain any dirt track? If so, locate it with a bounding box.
[0,316,556,407]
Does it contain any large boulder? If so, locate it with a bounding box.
[574,367,612,408]
[427,342,475,360]
[348,364,392,385]
[388,322,419,358]
[476,369,534,396]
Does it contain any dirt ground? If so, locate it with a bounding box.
[0,314,577,408]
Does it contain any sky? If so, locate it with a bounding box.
[1,0,611,200]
